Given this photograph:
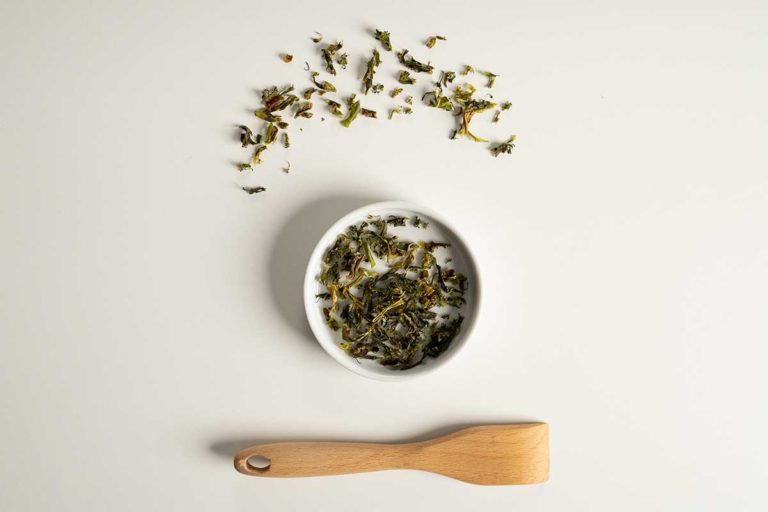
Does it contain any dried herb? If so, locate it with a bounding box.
[337,53,348,69]
[397,49,434,74]
[460,64,474,75]
[453,83,496,142]
[280,53,293,63]
[373,29,392,51]
[321,41,343,75]
[490,135,516,157]
[242,186,266,194]
[372,83,384,94]
[389,106,413,119]
[439,70,456,87]
[237,163,252,171]
[311,32,323,43]
[281,132,290,148]
[398,70,416,84]
[251,145,267,165]
[404,96,413,105]
[362,49,381,95]
[325,98,344,117]
[361,108,377,118]
[412,215,429,229]
[480,70,498,88]
[310,71,337,92]
[492,110,500,123]
[390,87,404,98]
[423,86,454,112]
[294,101,313,118]
[501,101,512,111]
[425,35,446,48]
[264,123,278,144]
[340,95,361,127]
[238,125,258,147]
[316,216,467,369]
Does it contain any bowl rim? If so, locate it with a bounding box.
[302,200,482,381]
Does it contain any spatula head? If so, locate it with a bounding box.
[414,423,549,485]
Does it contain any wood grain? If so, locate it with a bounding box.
[234,423,549,485]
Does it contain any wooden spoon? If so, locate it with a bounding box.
[233,423,549,485]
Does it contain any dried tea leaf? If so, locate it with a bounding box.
[280,53,293,63]
[337,53,348,69]
[460,64,475,75]
[373,29,392,51]
[237,125,257,147]
[250,145,267,165]
[439,70,456,87]
[490,135,516,157]
[242,186,266,194]
[310,71,337,92]
[396,49,434,74]
[362,49,381,95]
[453,84,496,142]
[480,70,498,88]
[361,108,377,118]
[390,87,404,98]
[264,123,278,145]
[276,121,289,129]
[501,101,512,110]
[372,83,384,94]
[340,95,361,128]
[325,98,344,117]
[492,110,500,123]
[423,87,454,111]
[316,216,467,369]
[389,106,413,119]
[254,109,282,123]
[236,163,252,171]
[425,35,446,48]
[398,70,416,84]
[321,41,343,75]
[412,215,429,228]
[404,96,413,105]
[294,101,313,118]
[281,132,290,148]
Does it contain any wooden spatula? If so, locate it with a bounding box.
[234,423,549,485]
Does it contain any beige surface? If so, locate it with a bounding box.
[1,0,767,510]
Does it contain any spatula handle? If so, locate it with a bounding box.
[234,442,409,478]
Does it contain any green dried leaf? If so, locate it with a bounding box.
[337,53,348,69]
[389,106,413,119]
[373,29,392,51]
[236,162,252,171]
[254,109,282,123]
[372,83,384,94]
[398,70,416,84]
[460,64,474,75]
[321,41,343,75]
[390,87,404,98]
[242,186,266,194]
[480,70,498,88]
[250,145,267,165]
[501,101,512,110]
[340,95,361,128]
[310,72,337,92]
[294,101,313,118]
[490,135,516,157]
[362,49,381,95]
[237,125,257,147]
[439,70,456,87]
[423,87,454,111]
[396,49,434,74]
[264,123,278,145]
[324,98,344,117]
[404,96,413,105]
[361,108,377,118]
[281,132,290,148]
[425,35,446,48]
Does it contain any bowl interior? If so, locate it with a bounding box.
[303,201,481,380]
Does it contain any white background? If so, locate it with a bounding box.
[1,0,767,510]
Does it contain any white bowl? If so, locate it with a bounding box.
[303,201,481,380]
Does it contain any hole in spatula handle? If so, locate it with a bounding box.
[246,455,271,471]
